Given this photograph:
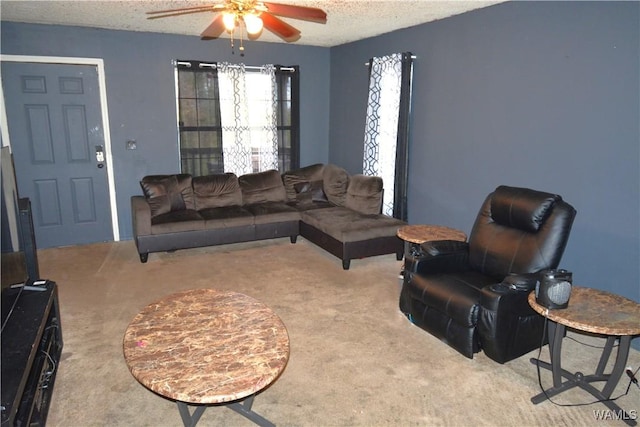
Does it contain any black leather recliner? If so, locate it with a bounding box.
[399,185,576,363]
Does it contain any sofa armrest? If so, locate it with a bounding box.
[131,196,151,237]
[410,240,470,275]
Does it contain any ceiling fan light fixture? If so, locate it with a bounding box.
[222,11,237,31]
[243,13,263,35]
[147,1,327,53]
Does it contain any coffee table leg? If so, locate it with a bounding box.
[177,402,206,427]
[176,396,275,427]
[228,395,276,427]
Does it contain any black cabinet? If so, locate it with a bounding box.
[1,282,63,426]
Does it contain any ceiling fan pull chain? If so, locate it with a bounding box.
[239,26,246,56]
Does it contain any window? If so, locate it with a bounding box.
[175,60,299,176]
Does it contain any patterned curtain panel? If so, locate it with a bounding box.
[363,52,413,220]
[255,65,279,172]
[218,63,278,175]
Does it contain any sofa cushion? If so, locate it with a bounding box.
[198,206,255,229]
[490,185,560,233]
[300,207,405,242]
[244,202,301,224]
[239,169,287,205]
[150,209,203,234]
[345,175,383,215]
[193,173,242,210]
[322,164,350,207]
[282,163,325,202]
[140,174,195,218]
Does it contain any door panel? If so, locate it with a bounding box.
[2,62,113,248]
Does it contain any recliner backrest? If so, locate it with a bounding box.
[468,185,576,279]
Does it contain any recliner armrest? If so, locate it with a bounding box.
[480,273,539,313]
[412,240,470,275]
[478,281,546,363]
[497,272,539,292]
[420,240,468,256]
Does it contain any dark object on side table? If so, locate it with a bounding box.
[399,185,576,363]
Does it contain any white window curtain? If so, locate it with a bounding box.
[363,53,403,216]
[363,52,413,220]
[218,63,278,175]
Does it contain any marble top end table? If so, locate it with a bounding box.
[396,224,467,246]
[528,286,640,426]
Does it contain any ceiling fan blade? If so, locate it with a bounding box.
[147,5,211,15]
[261,13,301,43]
[201,14,226,40]
[263,2,327,24]
[146,3,228,20]
[146,8,216,20]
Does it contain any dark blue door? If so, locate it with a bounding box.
[2,62,113,248]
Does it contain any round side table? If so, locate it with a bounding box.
[528,286,640,426]
[397,224,467,245]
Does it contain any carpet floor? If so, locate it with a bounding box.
[38,238,639,426]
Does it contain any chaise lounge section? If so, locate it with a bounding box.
[131,163,406,269]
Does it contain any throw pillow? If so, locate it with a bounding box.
[294,180,328,204]
[282,163,325,202]
[140,174,194,217]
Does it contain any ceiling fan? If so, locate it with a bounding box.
[147,0,327,45]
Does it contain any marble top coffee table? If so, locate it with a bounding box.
[123,289,290,427]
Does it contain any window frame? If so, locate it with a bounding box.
[174,60,300,176]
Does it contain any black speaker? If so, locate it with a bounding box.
[18,198,40,282]
[535,269,572,309]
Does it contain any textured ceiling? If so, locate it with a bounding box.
[1,0,506,47]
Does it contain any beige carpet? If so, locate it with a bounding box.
[38,238,639,426]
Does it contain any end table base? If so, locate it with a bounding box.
[177,395,276,427]
[530,332,637,427]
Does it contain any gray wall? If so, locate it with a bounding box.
[2,1,638,309]
[1,22,330,241]
[330,1,640,310]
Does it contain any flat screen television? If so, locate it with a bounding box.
[1,146,40,312]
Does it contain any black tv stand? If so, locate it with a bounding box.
[1,281,63,426]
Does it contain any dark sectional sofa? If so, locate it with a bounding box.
[131,163,406,269]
